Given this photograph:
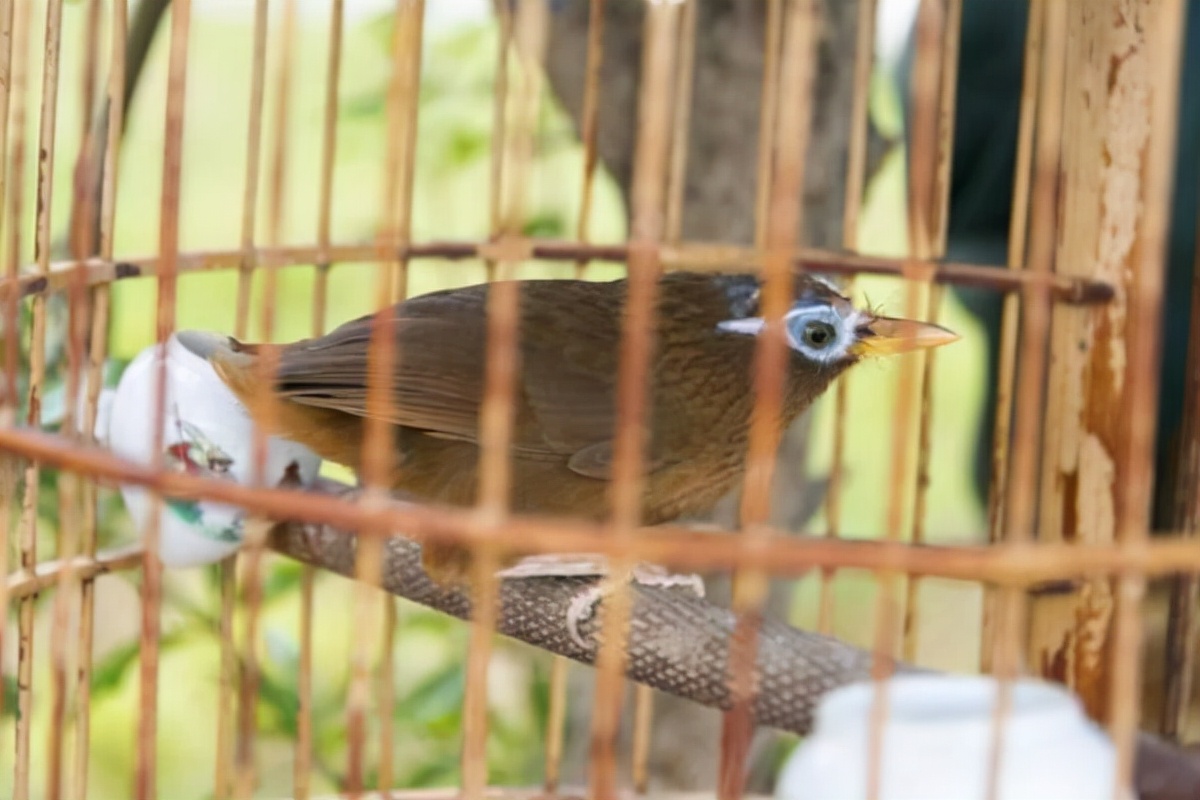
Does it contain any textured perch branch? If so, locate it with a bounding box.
[267,515,894,735]
[264,490,1200,800]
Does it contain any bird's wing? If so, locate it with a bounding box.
[271,285,492,443]
[270,281,635,475]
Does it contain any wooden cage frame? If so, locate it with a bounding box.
[0,0,1197,798]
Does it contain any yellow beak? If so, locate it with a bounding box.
[849,316,960,358]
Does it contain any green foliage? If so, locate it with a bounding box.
[396,660,467,730]
[2,674,18,720]
[90,629,186,701]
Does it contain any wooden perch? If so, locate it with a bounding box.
[265,491,1200,800]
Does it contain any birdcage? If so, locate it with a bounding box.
[2,0,1198,798]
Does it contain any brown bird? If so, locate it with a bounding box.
[177,272,956,643]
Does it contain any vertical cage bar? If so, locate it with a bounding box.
[463,2,549,796]
[750,0,783,254]
[544,0,607,785]
[217,5,271,799]
[978,0,1044,674]
[1109,0,1185,792]
[630,2,697,791]
[296,4,343,794]
[839,0,876,251]
[0,0,14,414]
[1,0,29,782]
[570,0,605,279]
[214,555,236,799]
[902,0,961,663]
[140,1,195,798]
[14,0,64,796]
[53,0,109,792]
[1022,0,1174,726]
[345,1,423,793]
[864,0,953,793]
[233,0,270,340]
[659,0,695,247]
[265,0,296,253]
[74,1,128,795]
[718,2,817,797]
[233,2,298,795]
[375,595,398,796]
[983,1,1067,793]
[819,0,878,638]
[989,0,1066,677]
[79,0,103,143]
[487,0,513,244]
[373,0,406,775]
[311,0,344,324]
[588,4,680,798]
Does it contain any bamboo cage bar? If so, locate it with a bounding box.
[7,239,1115,303]
[215,4,271,798]
[461,0,549,796]
[817,0,878,640]
[544,0,610,787]
[977,0,1044,676]
[628,0,697,787]
[900,0,961,665]
[1107,0,1186,790]
[33,1,68,798]
[232,2,301,797]
[719,1,818,796]
[136,0,194,797]
[587,4,682,797]
[1022,0,1181,734]
[293,5,343,793]
[862,0,957,792]
[71,0,126,795]
[9,0,48,796]
[14,427,1200,587]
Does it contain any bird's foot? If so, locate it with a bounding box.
[497,556,704,649]
[494,552,610,579]
[564,564,705,649]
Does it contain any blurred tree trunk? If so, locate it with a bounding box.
[544,0,877,791]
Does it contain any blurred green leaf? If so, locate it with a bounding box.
[262,560,305,605]
[340,90,386,120]
[529,660,551,731]
[91,631,184,700]
[402,751,460,788]
[3,674,19,719]
[257,668,300,738]
[395,660,465,726]
[521,212,567,239]
[445,126,490,167]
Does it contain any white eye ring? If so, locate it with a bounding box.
[785,306,856,363]
[715,305,865,364]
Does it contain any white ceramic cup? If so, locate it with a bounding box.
[776,674,1134,800]
[105,334,322,567]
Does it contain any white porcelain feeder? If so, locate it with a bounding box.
[105,335,322,567]
[776,674,1134,800]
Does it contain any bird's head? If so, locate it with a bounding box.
[715,275,959,367]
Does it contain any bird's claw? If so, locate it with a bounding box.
[494,554,704,650]
[564,564,705,650]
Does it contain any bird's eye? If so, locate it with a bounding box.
[802,320,837,349]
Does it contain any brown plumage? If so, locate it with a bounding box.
[177,272,957,584]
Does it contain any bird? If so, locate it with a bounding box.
[176,271,957,645]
